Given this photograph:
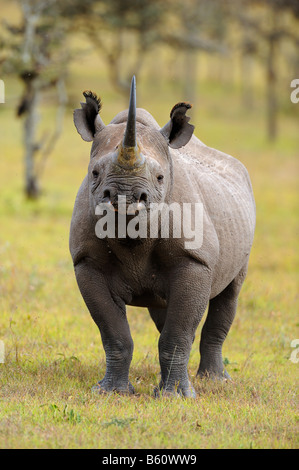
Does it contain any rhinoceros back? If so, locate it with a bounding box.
[171,134,256,298]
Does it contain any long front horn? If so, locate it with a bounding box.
[116,76,145,169]
[123,75,136,148]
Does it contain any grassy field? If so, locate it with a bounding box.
[0,62,298,449]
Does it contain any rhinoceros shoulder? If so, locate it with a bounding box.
[174,134,251,185]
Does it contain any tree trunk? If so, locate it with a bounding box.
[24,81,40,199]
[266,10,278,141]
[266,38,277,141]
[241,53,255,110]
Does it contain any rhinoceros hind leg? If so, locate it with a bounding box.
[197,263,248,380]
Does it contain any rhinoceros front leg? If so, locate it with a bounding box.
[156,262,211,398]
[74,259,134,394]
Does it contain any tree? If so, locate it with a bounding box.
[232,0,299,141]
[163,0,228,108]
[77,0,227,99]
[1,0,69,198]
[78,0,168,96]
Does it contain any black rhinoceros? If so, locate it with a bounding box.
[70,76,255,397]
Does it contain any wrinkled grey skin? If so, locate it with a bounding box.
[70,80,255,398]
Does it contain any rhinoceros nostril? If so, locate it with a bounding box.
[135,191,148,206]
[103,189,111,201]
[139,192,148,203]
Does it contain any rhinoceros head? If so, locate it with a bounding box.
[73,76,194,213]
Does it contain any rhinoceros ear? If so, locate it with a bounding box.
[73,91,105,142]
[160,102,194,149]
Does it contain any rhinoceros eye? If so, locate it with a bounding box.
[92,169,99,178]
[157,174,164,182]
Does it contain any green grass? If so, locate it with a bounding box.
[0,59,298,449]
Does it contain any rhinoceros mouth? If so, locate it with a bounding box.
[99,197,147,215]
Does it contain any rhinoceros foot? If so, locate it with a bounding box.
[91,379,135,395]
[197,367,232,381]
[153,380,196,399]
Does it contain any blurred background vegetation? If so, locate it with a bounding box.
[0,0,298,198]
[0,1,298,448]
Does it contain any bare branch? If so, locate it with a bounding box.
[157,32,228,54]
